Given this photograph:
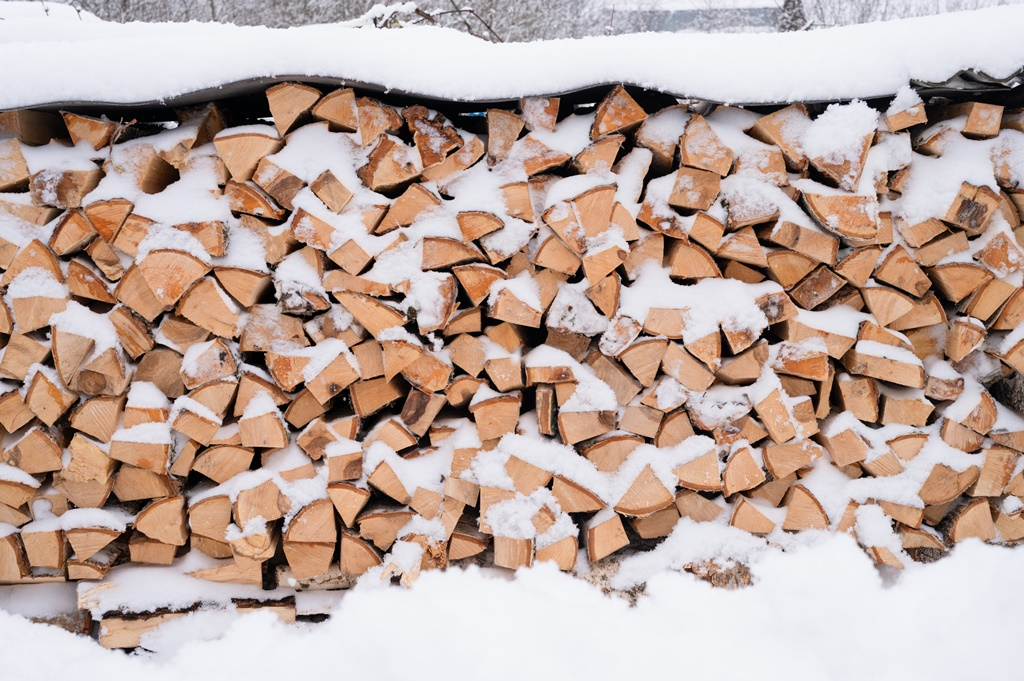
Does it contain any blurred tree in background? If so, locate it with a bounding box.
[45,0,1024,40]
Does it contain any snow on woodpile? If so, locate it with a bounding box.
[0,6,1023,109]
[1,12,1024,655]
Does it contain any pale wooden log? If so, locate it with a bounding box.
[56,436,115,509]
[614,465,674,517]
[0,138,30,192]
[225,179,285,220]
[192,446,254,484]
[30,167,103,209]
[138,249,210,308]
[190,553,262,582]
[627,505,679,539]
[108,143,179,194]
[311,87,358,131]
[25,367,77,426]
[252,158,305,212]
[469,393,521,441]
[134,496,188,546]
[675,490,723,524]
[453,263,507,307]
[929,262,994,304]
[0,196,60,226]
[98,611,188,649]
[493,536,533,570]
[761,222,839,266]
[667,446,720,491]
[873,501,923,529]
[548,476,603,514]
[586,511,629,562]
[995,511,1024,542]
[67,259,114,304]
[327,483,371,529]
[189,495,232,543]
[49,210,97,256]
[337,532,380,577]
[618,404,663,438]
[870,245,928,297]
[555,407,614,445]
[753,389,797,445]
[403,105,462,169]
[722,445,767,497]
[520,96,559,132]
[421,134,486,184]
[486,108,525,164]
[84,236,124,282]
[356,136,422,191]
[112,465,178,502]
[591,85,646,139]
[817,428,869,467]
[885,98,926,132]
[239,409,289,449]
[763,440,824,479]
[213,128,284,181]
[667,167,721,212]
[534,535,577,571]
[10,290,68,333]
[804,193,878,240]
[6,426,65,474]
[730,497,776,535]
[266,82,320,135]
[746,104,810,170]
[573,134,624,175]
[179,338,235,391]
[80,196,129,241]
[783,485,830,531]
[134,349,185,399]
[20,526,66,570]
[913,229,968,267]
[842,346,925,389]
[74,346,130,397]
[449,522,489,562]
[350,376,405,419]
[680,113,733,176]
[919,463,981,506]
[64,527,120,563]
[357,508,413,552]
[949,498,996,543]
[944,182,1000,235]
[114,264,165,322]
[929,101,999,137]
[68,395,123,442]
[1,239,62,289]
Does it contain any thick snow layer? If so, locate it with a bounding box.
[2,538,1023,679]
[1,8,1024,108]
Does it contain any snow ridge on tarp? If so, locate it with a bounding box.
[1,6,1024,110]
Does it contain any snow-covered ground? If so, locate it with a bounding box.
[1,536,1021,680]
[0,5,1022,108]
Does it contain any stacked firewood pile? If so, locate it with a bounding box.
[0,81,1023,620]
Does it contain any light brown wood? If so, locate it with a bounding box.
[266,82,321,135]
[730,497,776,535]
[591,85,646,139]
[586,512,629,562]
[214,128,284,181]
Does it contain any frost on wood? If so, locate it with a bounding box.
[0,72,1024,648]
